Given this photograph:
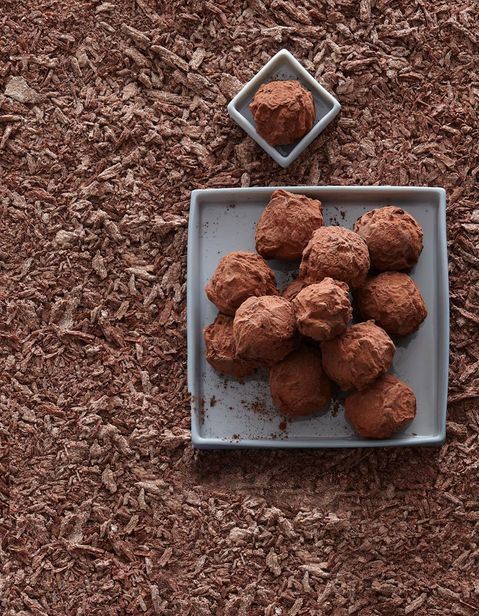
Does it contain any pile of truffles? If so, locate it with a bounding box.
[204,190,427,439]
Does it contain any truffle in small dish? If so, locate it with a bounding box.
[250,80,315,146]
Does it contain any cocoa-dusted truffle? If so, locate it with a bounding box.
[205,251,278,316]
[321,321,395,391]
[249,80,315,146]
[204,314,258,378]
[356,272,427,337]
[345,374,416,438]
[256,190,323,260]
[233,296,297,365]
[293,278,352,342]
[269,347,332,417]
[282,278,307,301]
[300,226,370,289]
[354,206,423,270]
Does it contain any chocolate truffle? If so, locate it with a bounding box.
[204,314,258,378]
[269,347,332,417]
[256,189,323,260]
[321,321,395,391]
[249,80,315,146]
[293,278,352,342]
[353,206,423,270]
[233,296,297,365]
[282,278,307,301]
[356,272,427,337]
[205,251,278,316]
[345,374,416,438]
[300,226,370,289]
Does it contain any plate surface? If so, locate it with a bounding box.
[187,186,448,449]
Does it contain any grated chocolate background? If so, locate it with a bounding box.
[1,1,478,614]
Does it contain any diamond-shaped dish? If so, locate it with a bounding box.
[227,49,341,168]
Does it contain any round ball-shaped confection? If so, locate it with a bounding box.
[249,80,315,146]
[299,226,370,289]
[293,278,352,342]
[356,272,427,337]
[233,296,297,366]
[345,374,416,438]
[353,206,423,270]
[269,347,332,417]
[203,314,258,378]
[321,321,395,391]
[256,189,323,260]
[205,251,278,316]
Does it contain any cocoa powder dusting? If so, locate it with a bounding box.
[198,396,206,421]
[331,399,341,417]
[2,2,478,614]
[247,398,271,416]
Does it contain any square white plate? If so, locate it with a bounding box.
[187,186,448,449]
[227,49,341,168]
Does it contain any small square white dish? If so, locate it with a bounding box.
[187,186,448,449]
[227,49,341,168]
